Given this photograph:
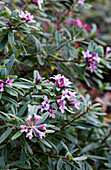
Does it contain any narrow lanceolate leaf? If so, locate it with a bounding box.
[37,112,49,124]
[8,31,14,45]
[39,139,52,148]
[17,102,29,117]
[57,158,63,170]
[0,127,12,144]
[2,96,19,107]
[73,156,87,161]
[0,34,8,50]
[6,54,15,75]
[5,87,18,97]
[11,131,22,140]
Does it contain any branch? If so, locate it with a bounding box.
[18,87,34,103]
[51,110,88,136]
[58,0,78,24]
[36,151,70,160]
[55,37,75,51]
[22,2,30,11]
[101,130,111,144]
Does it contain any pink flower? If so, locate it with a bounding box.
[74,18,83,28]
[69,91,76,99]
[89,62,97,73]
[69,99,80,110]
[82,51,101,73]
[26,128,33,139]
[33,114,42,126]
[0,78,14,91]
[78,0,85,5]
[45,79,50,83]
[26,129,33,139]
[73,99,80,110]
[93,53,101,63]
[57,99,67,113]
[5,77,14,85]
[59,76,71,88]
[8,20,14,29]
[0,83,4,92]
[105,47,111,57]
[61,89,69,100]
[26,114,32,126]
[51,74,72,88]
[19,11,35,22]
[82,50,92,59]
[38,96,50,112]
[31,0,43,10]
[34,128,45,139]
[21,114,47,139]
[35,124,47,130]
[35,77,40,84]
[20,125,29,132]
[49,107,57,118]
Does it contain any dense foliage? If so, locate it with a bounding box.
[0,0,111,169]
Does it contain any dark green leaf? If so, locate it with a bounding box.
[0,127,12,144]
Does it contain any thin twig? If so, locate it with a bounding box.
[37,152,70,160]
[18,87,34,103]
[51,110,88,136]
[58,0,78,24]
[22,2,30,11]
[101,130,111,144]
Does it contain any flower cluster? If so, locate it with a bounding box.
[19,11,35,22]
[74,18,91,32]
[57,89,80,113]
[65,18,99,35]
[51,74,72,88]
[8,20,14,29]
[0,78,14,92]
[78,0,85,5]
[38,96,57,118]
[82,50,101,73]
[21,114,47,139]
[31,0,43,10]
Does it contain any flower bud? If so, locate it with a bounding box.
[35,77,41,84]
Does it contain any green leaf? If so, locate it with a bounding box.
[73,156,87,161]
[73,25,76,37]
[55,31,60,45]
[17,102,29,117]
[2,96,19,107]
[37,112,49,124]
[33,70,41,80]
[104,163,111,168]
[39,139,52,148]
[1,68,7,78]
[5,87,18,97]
[28,104,38,115]
[32,35,41,52]
[57,158,63,170]
[16,49,21,58]
[6,54,15,75]
[0,157,5,168]
[0,127,12,144]
[76,25,86,37]
[37,55,44,66]
[80,143,95,154]
[88,40,95,52]
[8,31,14,45]
[65,44,70,59]
[0,34,8,50]
[11,131,22,140]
